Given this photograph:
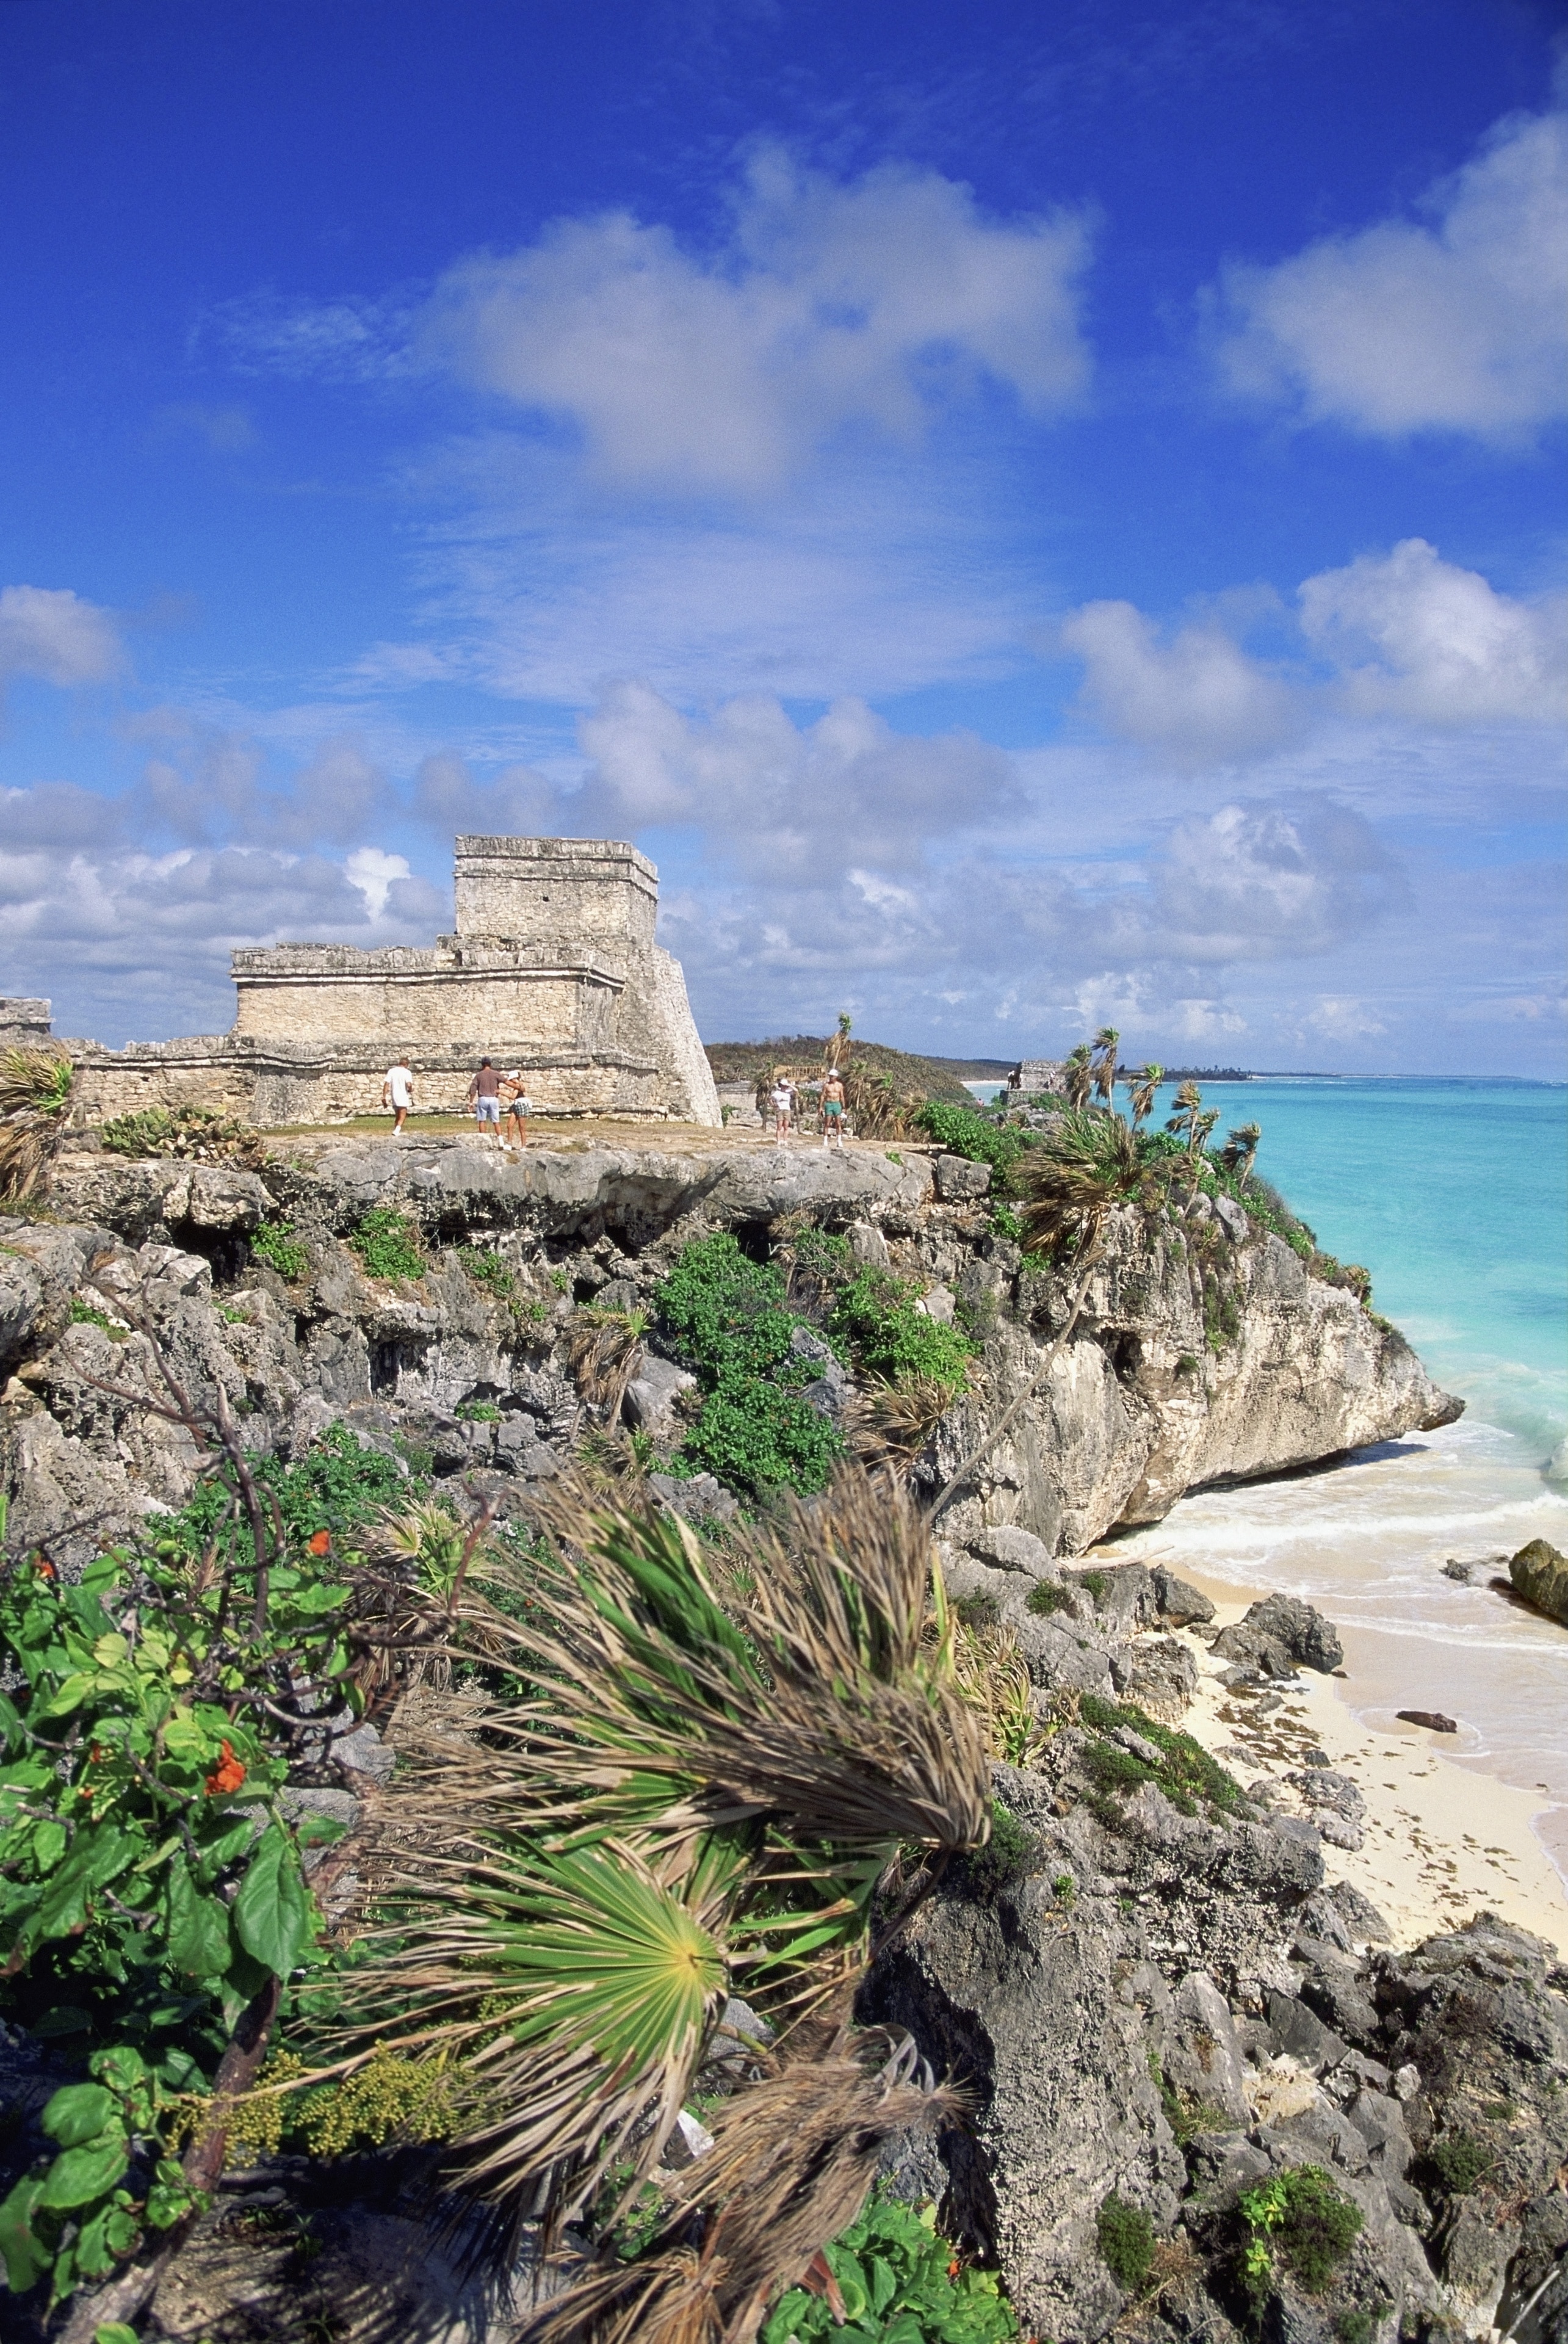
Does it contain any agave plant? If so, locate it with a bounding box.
[0,1046,74,1203]
[318,1471,990,2272]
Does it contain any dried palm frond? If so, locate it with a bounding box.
[846,1374,961,1468]
[345,1500,515,1693]
[521,2027,968,2344]
[0,1047,74,1203]
[439,1470,991,1862]
[565,1306,648,1417]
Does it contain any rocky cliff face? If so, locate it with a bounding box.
[1,1133,1457,1566]
[867,1733,1568,2344]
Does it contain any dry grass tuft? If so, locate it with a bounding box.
[0,1047,74,1202]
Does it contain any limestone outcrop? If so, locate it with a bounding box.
[1,1132,1458,1570]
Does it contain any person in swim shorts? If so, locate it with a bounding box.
[502,1069,532,1152]
[821,1069,847,1148]
[381,1059,414,1135]
[466,1058,503,1146]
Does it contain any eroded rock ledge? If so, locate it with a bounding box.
[2,1132,1458,1567]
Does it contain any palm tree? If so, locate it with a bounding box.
[321,1472,991,2327]
[1223,1121,1262,1193]
[1011,1105,1164,1259]
[1185,1107,1220,1204]
[1125,1062,1163,1129]
[1090,1026,1119,1114]
[1166,1079,1204,1152]
[1063,1043,1093,1111]
[825,1011,853,1074]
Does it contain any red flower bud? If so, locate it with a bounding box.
[204,1740,247,1795]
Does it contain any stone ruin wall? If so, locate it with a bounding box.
[9,836,721,1130]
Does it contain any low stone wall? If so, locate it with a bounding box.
[65,1037,677,1127]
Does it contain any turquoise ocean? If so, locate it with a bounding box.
[968,1077,1568,1876]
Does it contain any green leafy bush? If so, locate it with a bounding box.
[1077,1569,1108,1605]
[914,1101,1024,1182]
[1097,2193,1155,2291]
[349,1206,425,1282]
[250,1218,309,1281]
[1238,2165,1362,2299]
[989,1204,1024,1243]
[764,2190,1017,2343]
[457,1245,515,1298]
[1025,1582,1070,1616]
[0,1427,410,2308]
[654,1234,842,1499]
[1077,1695,1245,1819]
[1426,2132,1492,2197]
[830,1267,975,1399]
[962,1800,1036,1899]
[455,1400,502,1423]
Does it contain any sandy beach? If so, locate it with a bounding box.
[1166,1571,1568,1957]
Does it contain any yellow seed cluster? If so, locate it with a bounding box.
[295,2047,461,2156]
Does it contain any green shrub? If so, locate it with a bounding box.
[1077,1569,1109,1605]
[830,1266,975,1398]
[67,1298,126,1340]
[1426,2132,1492,2197]
[955,1592,1000,1629]
[1238,2166,1363,2301]
[1097,2193,1155,2292]
[914,1101,1024,1182]
[457,1245,515,1297]
[654,1234,843,1499]
[1078,1695,1245,1819]
[349,1206,425,1282]
[963,1800,1036,1899]
[251,1217,309,1281]
[99,1103,260,1162]
[764,2189,1017,2342]
[455,1400,501,1423]
[1025,1581,1070,1617]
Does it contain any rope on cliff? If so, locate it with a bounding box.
[927,1243,1103,1527]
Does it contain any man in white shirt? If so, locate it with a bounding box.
[382,1060,414,1135]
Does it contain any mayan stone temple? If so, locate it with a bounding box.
[14,835,721,1129]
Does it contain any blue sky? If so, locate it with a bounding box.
[1,0,1563,1073]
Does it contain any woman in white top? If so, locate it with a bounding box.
[502,1071,532,1152]
[770,1076,793,1143]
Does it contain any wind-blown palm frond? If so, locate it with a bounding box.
[1125,1062,1163,1128]
[435,1472,990,1859]
[566,1307,648,1417]
[0,1047,74,1202]
[1012,1105,1166,1256]
[521,2027,968,2344]
[845,1373,964,1469]
[333,1832,743,2233]
[1063,1044,1093,1112]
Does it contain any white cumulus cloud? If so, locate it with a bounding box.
[576,681,1021,883]
[1299,537,1566,723]
[1213,107,1568,442]
[1057,599,1298,764]
[423,148,1091,490]
[0,585,124,691]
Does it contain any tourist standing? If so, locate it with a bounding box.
[821,1069,848,1149]
[466,1058,504,1146]
[382,1058,414,1135]
[502,1069,532,1152]
[770,1071,794,1144]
